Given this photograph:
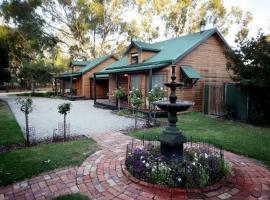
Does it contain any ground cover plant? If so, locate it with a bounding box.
[53,193,90,200]
[129,112,270,168]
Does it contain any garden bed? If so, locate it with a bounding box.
[124,140,229,189]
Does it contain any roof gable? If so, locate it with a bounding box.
[97,28,230,74]
[72,55,116,74]
[144,28,230,64]
[124,40,161,55]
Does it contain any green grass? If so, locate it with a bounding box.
[0,100,25,146]
[130,112,270,168]
[53,193,90,200]
[0,138,98,186]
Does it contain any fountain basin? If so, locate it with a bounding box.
[154,100,194,112]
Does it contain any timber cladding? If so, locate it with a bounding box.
[174,34,233,112]
[81,57,116,98]
[107,33,233,111]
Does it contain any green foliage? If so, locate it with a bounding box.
[16,97,33,115]
[16,92,57,98]
[226,33,270,124]
[113,87,125,99]
[129,88,143,108]
[148,85,165,109]
[226,33,270,87]
[0,100,25,146]
[0,26,11,84]
[0,138,98,186]
[19,60,54,91]
[58,103,71,115]
[53,194,90,200]
[129,112,270,169]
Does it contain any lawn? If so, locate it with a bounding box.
[0,100,25,146]
[0,138,98,186]
[130,112,270,168]
[53,194,90,200]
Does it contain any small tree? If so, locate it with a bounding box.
[113,87,125,111]
[58,103,71,140]
[16,97,33,147]
[147,85,165,124]
[129,88,143,129]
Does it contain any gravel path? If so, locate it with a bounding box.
[0,94,143,139]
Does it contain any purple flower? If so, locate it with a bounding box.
[132,147,142,155]
[135,160,143,173]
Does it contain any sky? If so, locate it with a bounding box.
[224,0,270,45]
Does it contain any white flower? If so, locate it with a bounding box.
[145,163,149,167]
[204,153,208,158]
[140,156,144,159]
[177,177,182,182]
[142,160,146,164]
[192,162,196,166]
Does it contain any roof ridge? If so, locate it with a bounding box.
[152,28,217,46]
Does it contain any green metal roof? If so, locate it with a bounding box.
[124,41,161,54]
[181,65,200,79]
[97,62,169,74]
[97,28,230,75]
[78,55,114,74]
[57,72,82,78]
[145,28,226,64]
[105,56,128,70]
[70,60,90,66]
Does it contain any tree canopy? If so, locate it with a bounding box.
[226,33,270,88]
[0,0,255,85]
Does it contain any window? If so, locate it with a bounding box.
[131,53,139,64]
[131,74,140,89]
[180,72,193,88]
[147,74,165,91]
[180,66,200,88]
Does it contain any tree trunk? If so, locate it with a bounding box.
[31,80,35,93]
[118,99,121,111]
[25,113,30,147]
[63,113,66,141]
[134,108,137,129]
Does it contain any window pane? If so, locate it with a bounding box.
[131,75,140,89]
[152,74,165,88]
[131,53,139,64]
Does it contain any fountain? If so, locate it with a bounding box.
[154,65,195,161]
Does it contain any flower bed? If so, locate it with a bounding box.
[125,142,229,188]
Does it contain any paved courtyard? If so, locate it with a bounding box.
[0,95,142,139]
[0,132,270,200]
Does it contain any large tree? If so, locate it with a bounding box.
[226,33,270,124]
[0,26,11,84]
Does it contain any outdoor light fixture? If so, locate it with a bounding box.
[124,74,128,77]
[72,77,77,80]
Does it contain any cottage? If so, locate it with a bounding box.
[94,28,232,112]
[56,55,117,100]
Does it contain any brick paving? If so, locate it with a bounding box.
[0,132,270,200]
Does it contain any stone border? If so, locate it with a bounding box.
[121,159,227,194]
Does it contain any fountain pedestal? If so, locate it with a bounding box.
[154,65,194,161]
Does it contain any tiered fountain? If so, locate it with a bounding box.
[154,65,194,161]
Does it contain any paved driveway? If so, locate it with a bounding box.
[1,95,142,139]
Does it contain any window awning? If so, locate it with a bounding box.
[180,65,200,79]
